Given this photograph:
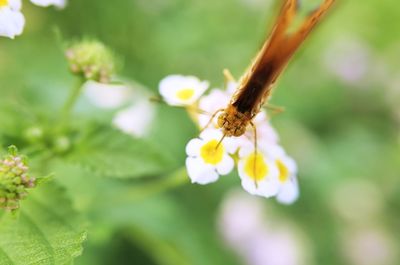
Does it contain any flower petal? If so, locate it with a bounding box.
[30,0,67,8]
[216,154,234,175]
[197,89,230,128]
[9,0,22,10]
[112,101,155,138]
[276,177,300,204]
[0,7,24,39]
[199,128,223,141]
[84,80,132,109]
[186,157,219,184]
[185,138,203,157]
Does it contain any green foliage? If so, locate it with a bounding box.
[0,183,86,265]
[68,127,173,179]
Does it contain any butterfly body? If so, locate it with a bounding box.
[217,105,251,137]
[217,0,335,138]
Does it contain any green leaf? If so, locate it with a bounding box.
[0,182,87,265]
[89,187,240,265]
[68,127,174,179]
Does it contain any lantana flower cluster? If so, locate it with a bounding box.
[0,0,66,39]
[159,74,299,204]
[0,146,36,211]
[65,40,117,83]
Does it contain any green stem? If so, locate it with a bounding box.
[61,77,85,122]
[113,167,189,203]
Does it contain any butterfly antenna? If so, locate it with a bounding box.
[150,96,211,115]
[200,108,225,133]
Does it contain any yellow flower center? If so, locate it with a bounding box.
[176,88,195,101]
[200,139,224,165]
[276,160,289,182]
[244,153,268,182]
[0,0,8,7]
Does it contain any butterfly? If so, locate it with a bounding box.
[215,0,335,140]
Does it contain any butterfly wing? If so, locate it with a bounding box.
[233,0,335,115]
[283,0,335,64]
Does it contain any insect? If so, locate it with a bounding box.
[216,0,335,139]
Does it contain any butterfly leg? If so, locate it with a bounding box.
[223,69,236,83]
[250,121,259,188]
[263,103,285,115]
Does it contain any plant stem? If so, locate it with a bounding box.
[61,77,85,122]
[112,167,189,203]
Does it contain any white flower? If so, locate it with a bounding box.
[83,80,132,109]
[197,88,231,128]
[112,100,155,138]
[268,145,299,204]
[185,129,236,184]
[234,111,280,152]
[159,75,209,106]
[238,146,280,198]
[0,0,24,39]
[30,0,67,8]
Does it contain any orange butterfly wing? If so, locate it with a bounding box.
[232,0,335,115]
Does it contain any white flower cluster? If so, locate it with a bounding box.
[159,74,299,204]
[83,80,155,138]
[0,0,66,39]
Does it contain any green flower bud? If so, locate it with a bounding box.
[65,40,117,83]
[0,146,36,211]
[53,135,71,154]
[24,126,44,143]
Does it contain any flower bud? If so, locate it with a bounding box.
[0,146,36,211]
[65,40,117,83]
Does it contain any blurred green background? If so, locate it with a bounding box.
[1,0,400,265]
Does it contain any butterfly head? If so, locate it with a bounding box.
[217,105,251,137]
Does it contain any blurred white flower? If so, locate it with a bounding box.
[84,79,156,139]
[218,190,266,249]
[0,0,24,39]
[186,129,236,184]
[330,179,384,223]
[218,190,311,265]
[246,228,305,265]
[237,146,280,198]
[84,80,132,109]
[30,0,67,8]
[342,228,395,265]
[159,75,209,106]
[112,100,155,138]
[324,38,372,85]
